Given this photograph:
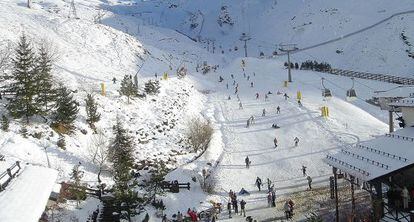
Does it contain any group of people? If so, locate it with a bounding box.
[162,208,199,222]
[227,190,247,218]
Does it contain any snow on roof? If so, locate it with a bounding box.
[374,87,414,98]
[389,97,414,107]
[0,165,58,222]
[324,126,414,182]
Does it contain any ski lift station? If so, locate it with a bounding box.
[324,96,414,221]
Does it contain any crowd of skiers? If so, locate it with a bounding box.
[212,61,320,220]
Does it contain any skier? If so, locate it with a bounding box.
[271,191,276,207]
[228,95,231,100]
[298,99,302,107]
[112,77,117,84]
[233,80,236,85]
[302,165,307,176]
[246,118,251,128]
[284,201,291,219]
[253,72,256,76]
[226,83,229,89]
[255,177,262,191]
[162,214,167,222]
[245,156,250,168]
[240,199,247,217]
[267,193,272,207]
[288,199,295,218]
[177,211,183,222]
[272,123,280,129]
[273,137,278,148]
[267,178,272,191]
[284,93,289,100]
[262,108,266,117]
[231,74,234,79]
[256,93,259,99]
[250,82,254,87]
[227,202,232,218]
[294,137,299,147]
[276,106,280,114]
[235,88,238,94]
[219,76,224,82]
[307,175,312,190]
[155,73,158,79]
[233,199,239,214]
[250,116,255,125]
[247,75,250,81]
[265,94,269,101]
[243,72,246,78]
[239,102,243,109]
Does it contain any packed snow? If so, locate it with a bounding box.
[0,0,412,221]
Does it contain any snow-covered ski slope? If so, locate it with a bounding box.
[157,56,392,220]
[0,0,409,220]
[109,0,414,75]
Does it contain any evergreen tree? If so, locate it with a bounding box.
[146,160,168,201]
[119,75,137,104]
[6,34,42,123]
[69,164,86,207]
[85,93,101,128]
[52,87,79,132]
[109,118,140,221]
[1,115,9,132]
[35,44,56,114]
[144,80,160,95]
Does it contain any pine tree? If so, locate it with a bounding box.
[6,34,42,123]
[69,164,86,207]
[109,118,140,221]
[85,93,101,128]
[144,80,160,95]
[1,115,9,132]
[119,75,137,104]
[52,87,79,132]
[146,160,168,201]
[35,44,56,114]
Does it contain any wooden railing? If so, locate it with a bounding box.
[0,161,21,192]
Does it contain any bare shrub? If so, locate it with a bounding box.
[186,117,213,152]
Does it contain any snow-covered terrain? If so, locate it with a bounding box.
[0,0,412,221]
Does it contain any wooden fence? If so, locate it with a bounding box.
[0,161,21,191]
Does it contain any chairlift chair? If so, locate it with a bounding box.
[321,78,332,98]
[346,78,357,101]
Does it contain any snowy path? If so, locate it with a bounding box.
[206,58,388,221]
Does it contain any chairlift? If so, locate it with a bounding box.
[346,77,357,101]
[321,78,332,98]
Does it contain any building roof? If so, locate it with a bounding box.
[324,126,414,182]
[374,86,414,98]
[389,97,414,107]
[0,165,58,222]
